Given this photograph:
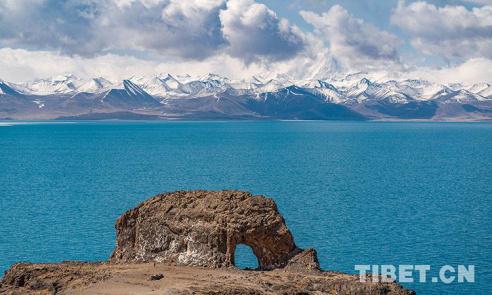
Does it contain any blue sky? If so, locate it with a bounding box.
[261,0,483,31]
[260,0,489,66]
[0,0,491,83]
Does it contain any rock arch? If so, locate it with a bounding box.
[233,244,258,269]
[110,190,319,271]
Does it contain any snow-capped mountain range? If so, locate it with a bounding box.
[1,73,491,120]
[4,73,492,102]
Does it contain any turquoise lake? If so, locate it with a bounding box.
[0,121,491,294]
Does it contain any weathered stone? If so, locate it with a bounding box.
[0,262,111,294]
[285,248,320,272]
[110,190,313,270]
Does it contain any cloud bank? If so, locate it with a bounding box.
[220,0,305,63]
[0,0,306,62]
[392,1,492,61]
[0,0,491,84]
[300,5,401,67]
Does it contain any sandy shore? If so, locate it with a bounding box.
[1,262,414,295]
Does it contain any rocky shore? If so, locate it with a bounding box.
[1,190,415,294]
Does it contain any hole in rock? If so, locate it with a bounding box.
[234,244,259,270]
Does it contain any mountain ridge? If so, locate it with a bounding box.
[1,73,491,121]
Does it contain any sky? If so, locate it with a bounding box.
[0,0,491,84]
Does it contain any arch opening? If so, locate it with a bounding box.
[233,244,259,270]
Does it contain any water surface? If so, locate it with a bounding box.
[0,121,490,294]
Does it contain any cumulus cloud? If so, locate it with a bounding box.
[112,0,227,59]
[300,5,402,68]
[219,0,305,63]
[0,0,306,62]
[0,0,107,56]
[392,1,492,60]
[1,0,491,84]
[0,0,228,59]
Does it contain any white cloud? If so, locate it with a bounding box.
[0,47,267,82]
[0,0,490,85]
[0,0,306,62]
[1,47,491,85]
[407,58,492,84]
[300,5,402,69]
[113,0,227,59]
[392,1,492,60]
[220,0,306,63]
[0,0,227,59]
[0,45,339,83]
[0,0,108,56]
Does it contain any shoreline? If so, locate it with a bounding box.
[1,118,492,123]
[1,261,415,295]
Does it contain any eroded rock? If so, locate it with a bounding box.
[110,190,315,271]
[1,190,416,294]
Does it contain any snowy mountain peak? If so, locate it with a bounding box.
[0,81,6,95]
[316,80,338,90]
[2,73,492,121]
[199,73,230,85]
[466,83,492,98]
[0,81,21,96]
[122,80,147,96]
[251,75,265,84]
[358,78,373,86]
[77,77,113,93]
[161,74,181,90]
[17,75,81,95]
[1,73,491,103]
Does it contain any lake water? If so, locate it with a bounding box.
[0,121,491,294]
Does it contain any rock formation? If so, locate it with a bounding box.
[0,190,416,294]
[110,190,315,271]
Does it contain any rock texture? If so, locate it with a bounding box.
[0,262,415,295]
[110,190,312,271]
[1,262,111,294]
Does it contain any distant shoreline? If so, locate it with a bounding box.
[1,115,492,123]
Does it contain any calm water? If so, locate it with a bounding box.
[0,121,491,294]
